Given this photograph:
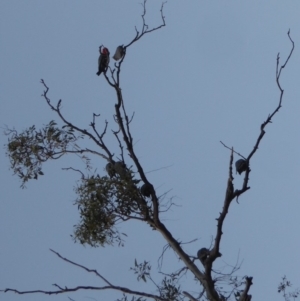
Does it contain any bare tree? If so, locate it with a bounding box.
[1,1,296,301]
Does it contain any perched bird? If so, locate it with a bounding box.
[106,162,115,178]
[235,159,248,175]
[96,46,110,76]
[197,248,210,265]
[112,45,125,61]
[140,183,152,198]
[114,161,127,178]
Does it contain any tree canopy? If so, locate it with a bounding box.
[1,1,299,301]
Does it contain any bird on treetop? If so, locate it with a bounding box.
[112,45,125,61]
[235,159,248,175]
[96,46,110,76]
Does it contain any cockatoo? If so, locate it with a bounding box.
[112,45,125,61]
[96,46,110,76]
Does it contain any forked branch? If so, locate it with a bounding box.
[208,31,294,301]
[1,249,166,301]
[108,0,166,86]
[40,79,113,161]
[125,0,166,49]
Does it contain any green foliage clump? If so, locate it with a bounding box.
[73,172,151,247]
[130,259,182,301]
[5,121,81,187]
[159,276,181,301]
[278,276,300,301]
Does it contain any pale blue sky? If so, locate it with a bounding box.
[1,1,300,301]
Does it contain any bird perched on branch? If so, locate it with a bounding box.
[96,46,110,76]
[105,161,128,179]
[141,183,152,198]
[106,162,115,178]
[114,161,128,178]
[112,45,125,61]
[235,159,248,175]
[197,248,210,265]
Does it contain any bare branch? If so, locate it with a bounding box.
[112,127,125,162]
[235,31,294,198]
[107,0,166,87]
[238,276,253,301]
[246,31,294,163]
[104,71,117,88]
[90,113,107,141]
[208,31,295,301]
[220,141,246,160]
[183,291,199,301]
[125,0,166,49]
[276,30,295,82]
[49,249,112,285]
[62,167,85,179]
[2,285,164,300]
[40,80,113,161]
[55,148,107,159]
[2,249,165,300]
[210,148,234,263]
[220,31,295,202]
